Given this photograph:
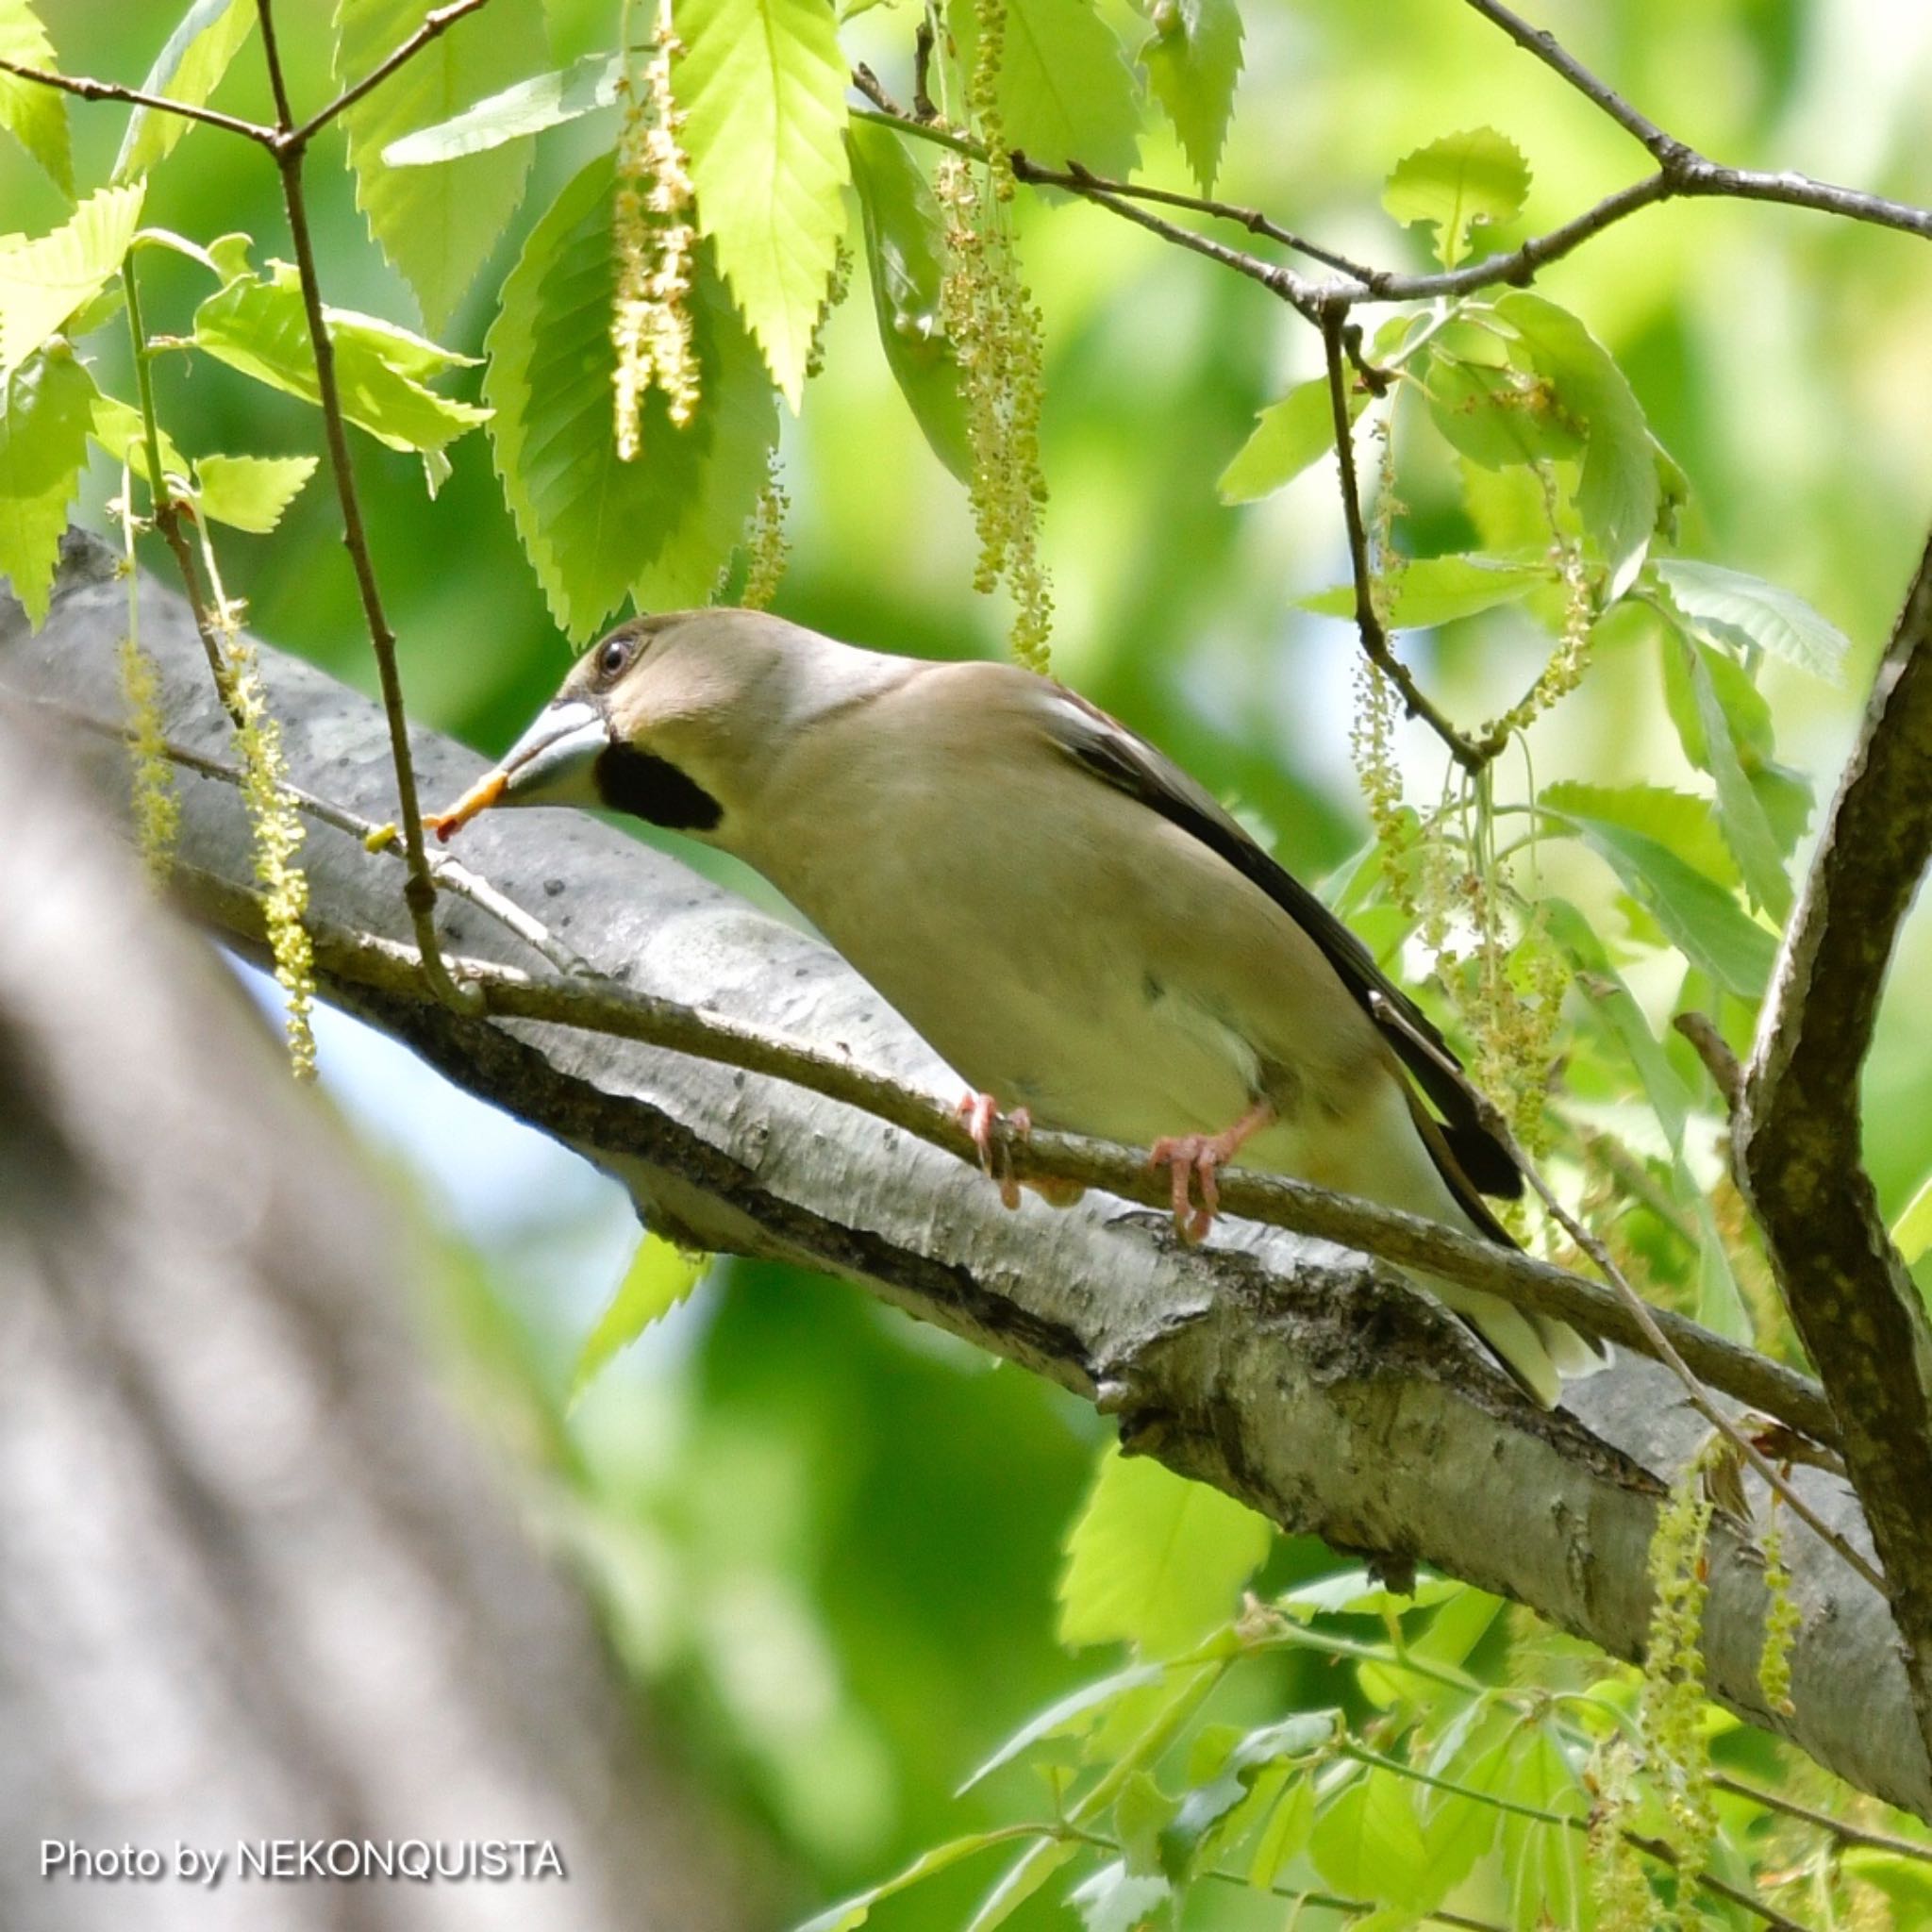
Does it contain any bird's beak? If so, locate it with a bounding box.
[426,699,610,841]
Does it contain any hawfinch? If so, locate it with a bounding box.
[432,610,1603,1406]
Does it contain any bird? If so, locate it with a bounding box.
[429,609,1605,1407]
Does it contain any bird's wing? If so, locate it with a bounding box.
[1039,684,1524,1211]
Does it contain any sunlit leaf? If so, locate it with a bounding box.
[965,1836,1080,1932]
[1892,1174,1932,1267]
[192,452,320,533]
[568,1232,708,1406]
[1140,0,1242,192]
[1280,1568,1463,1620]
[1424,352,1583,471]
[483,154,778,638]
[0,344,94,626]
[959,1660,1167,1792]
[1299,553,1553,627]
[793,1832,1024,1932]
[192,244,490,453]
[677,0,850,405]
[1539,780,1739,891]
[1383,126,1529,267]
[1058,1443,1272,1657]
[950,0,1141,178]
[1247,1776,1315,1886]
[1676,631,1791,920]
[848,118,971,481]
[335,0,546,331]
[1309,1767,1434,1912]
[90,391,187,478]
[1218,376,1347,503]
[1653,556,1850,682]
[113,0,255,182]
[382,51,621,165]
[1069,1861,1169,1932]
[0,0,72,192]
[0,181,144,375]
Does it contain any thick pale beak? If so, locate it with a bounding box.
[426,699,610,841]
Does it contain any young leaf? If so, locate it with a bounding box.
[847,119,972,482]
[677,0,850,405]
[0,344,95,626]
[1247,1776,1315,1886]
[965,1837,1080,1932]
[958,1660,1167,1793]
[1893,1174,1932,1267]
[568,1232,708,1406]
[484,154,778,638]
[0,182,145,375]
[1383,126,1530,268]
[950,0,1141,178]
[1538,780,1740,891]
[1068,1861,1169,1932]
[192,246,490,453]
[793,1832,1025,1932]
[1217,376,1346,503]
[192,452,319,533]
[113,0,256,182]
[0,0,73,193]
[382,51,622,165]
[1299,554,1553,627]
[1652,556,1850,682]
[1140,0,1243,193]
[1676,632,1792,921]
[1424,354,1583,471]
[1309,1768,1433,1912]
[1493,291,1657,597]
[1058,1442,1272,1658]
[335,0,547,332]
[90,391,188,479]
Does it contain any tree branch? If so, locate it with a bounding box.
[284,0,496,150]
[0,56,276,144]
[6,533,1926,1822]
[1736,527,1932,1786]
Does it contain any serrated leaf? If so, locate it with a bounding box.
[0,181,145,375]
[951,0,1141,178]
[848,118,971,481]
[677,0,850,405]
[1653,556,1849,682]
[568,1232,708,1405]
[0,345,94,626]
[1893,1174,1932,1267]
[113,0,256,182]
[1384,126,1529,268]
[792,1832,1021,1932]
[1300,553,1553,628]
[1538,780,1740,891]
[1310,1769,1433,1912]
[192,452,319,533]
[1494,291,1657,597]
[1058,1443,1272,1658]
[90,391,188,479]
[484,154,777,638]
[959,1660,1166,1793]
[335,0,546,332]
[1424,353,1583,471]
[1676,632,1791,921]
[192,245,490,453]
[0,0,72,192]
[1218,376,1346,503]
[966,1837,1080,1932]
[1141,0,1242,192]
[383,50,622,164]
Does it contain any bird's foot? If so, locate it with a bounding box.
[958,1092,1032,1210]
[1147,1103,1274,1243]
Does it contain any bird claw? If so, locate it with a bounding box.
[1147,1134,1224,1243]
[958,1092,1031,1210]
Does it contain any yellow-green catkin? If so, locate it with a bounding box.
[229,641,317,1080]
[1757,1499,1799,1715]
[119,633,179,886]
[937,0,1053,673]
[740,458,789,610]
[1588,1738,1657,1932]
[612,0,698,456]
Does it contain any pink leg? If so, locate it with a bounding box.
[1147,1101,1274,1243]
[958,1092,1033,1211]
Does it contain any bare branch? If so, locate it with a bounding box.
[0,56,276,144]
[285,0,497,150]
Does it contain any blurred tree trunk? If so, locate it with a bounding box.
[0,705,751,1932]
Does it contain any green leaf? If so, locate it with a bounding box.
[1652,556,1849,682]
[1677,632,1791,921]
[1493,1722,1587,1932]
[1218,376,1346,504]
[1310,1768,1433,1912]
[1383,127,1529,268]
[965,1837,1081,1932]
[1299,553,1553,628]
[192,244,490,453]
[382,51,622,165]
[0,0,72,192]
[1892,1174,1932,1267]
[1692,1191,1752,1343]
[192,452,319,533]
[677,0,850,405]
[1494,291,1657,596]
[1140,0,1242,193]
[1247,1776,1315,1886]
[113,0,256,183]
[90,391,187,479]
[847,119,971,481]
[483,155,779,639]
[1841,1849,1932,1920]
[1424,352,1584,471]
[793,1832,1023,1932]
[1069,1861,1169,1932]
[1538,780,1740,891]
[569,1232,708,1405]
[0,345,94,626]
[335,0,546,332]
[1280,1568,1463,1620]
[951,0,1141,179]
[0,182,145,375]
[1058,1442,1272,1657]
[959,1660,1167,1792]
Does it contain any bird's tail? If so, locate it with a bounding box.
[1426,1275,1609,1409]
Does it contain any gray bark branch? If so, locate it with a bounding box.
[4,534,1926,1822]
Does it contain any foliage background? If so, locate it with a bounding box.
[10,0,1932,1923]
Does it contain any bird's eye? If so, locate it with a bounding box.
[598,638,629,680]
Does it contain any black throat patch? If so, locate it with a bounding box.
[595,742,724,833]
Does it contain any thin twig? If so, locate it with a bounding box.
[1674,1010,1744,1114]
[0,57,276,144]
[1366,988,1886,1599]
[284,0,496,149]
[254,0,478,1014]
[1710,1769,1932,1862]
